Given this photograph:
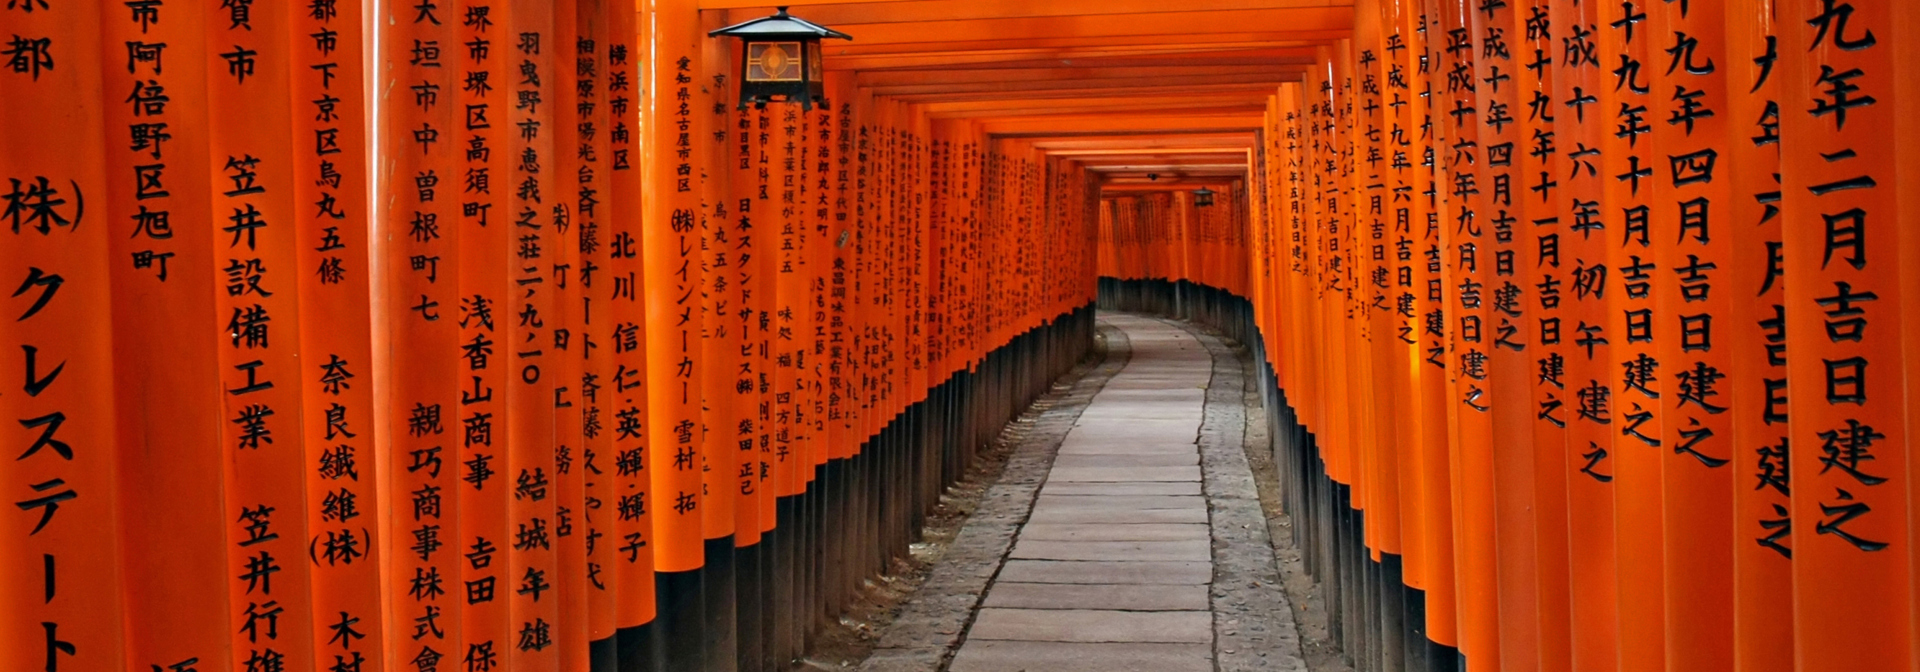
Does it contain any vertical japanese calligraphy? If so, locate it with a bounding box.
[1648,1,1736,669]
[294,0,385,667]
[385,0,464,668]
[567,0,617,665]
[646,0,706,577]
[549,0,591,666]
[9,2,1920,670]
[1724,0,1793,668]
[1781,0,1910,667]
[3,3,131,672]
[732,95,766,549]
[502,0,560,668]
[208,2,319,668]
[604,0,656,633]
[1597,2,1670,669]
[700,9,739,550]
[1549,0,1624,668]
[95,1,227,670]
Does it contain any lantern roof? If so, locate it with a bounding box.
[709,7,853,40]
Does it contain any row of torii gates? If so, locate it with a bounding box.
[5,0,1920,671]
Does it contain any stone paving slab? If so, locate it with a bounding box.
[948,641,1213,672]
[1016,523,1210,542]
[980,582,1211,611]
[1054,441,1199,456]
[1070,411,1198,422]
[1038,481,1203,496]
[995,559,1211,585]
[1077,400,1206,411]
[1103,377,1208,384]
[1057,432,1197,445]
[1066,411,1199,420]
[1044,465,1202,482]
[1058,435,1199,448]
[1071,413,1203,424]
[1085,384,1209,395]
[1009,539,1211,562]
[1069,418,1200,428]
[1059,428,1199,443]
[1023,506,1210,525]
[1102,383,1204,392]
[1068,407,1199,418]
[1030,494,1206,511]
[967,608,1213,643]
[1075,398,1206,410]
[1050,453,1198,468]
[1079,396,1206,407]
[1089,383,1209,393]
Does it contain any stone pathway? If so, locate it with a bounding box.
[860,314,1301,672]
[951,315,1217,671]
[955,314,1304,672]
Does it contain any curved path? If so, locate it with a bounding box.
[865,313,1304,672]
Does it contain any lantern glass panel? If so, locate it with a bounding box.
[807,40,823,80]
[747,41,805,82]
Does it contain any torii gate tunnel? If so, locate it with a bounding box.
[4,0,1920,671]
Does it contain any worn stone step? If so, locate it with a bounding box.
[1045,466,1203,482]
[1009,539,1211,562]
[1017,522,1210,542]
[1039,481,1202,496]
[1055,441,1199,456]
[1051,454,1199,468]
[1025,506,1209,525]
[948,641,1213,672]
[982,582,1211,611]
[995,559,1211,585]
[967,608,1213,644]
[1032,494,1205,510]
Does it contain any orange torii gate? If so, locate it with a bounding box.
[6,1,1920,672]
[1102,1,1920,672]
[5,1,1105,670]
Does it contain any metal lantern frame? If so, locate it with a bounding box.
[709,6,852,111]
[1192,186,1216,207]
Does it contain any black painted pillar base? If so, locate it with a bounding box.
[590,635,619,672]
[703,536,738,672]
[655,568,705,671]
[820,458,849,625]
[734,539,765,672]
[616,620,657,672]
[797,476,819,659]
[769,496,796,670]
[758,525,781,672]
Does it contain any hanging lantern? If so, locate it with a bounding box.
[709,6,852,111]
[1192,187,1216,207]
